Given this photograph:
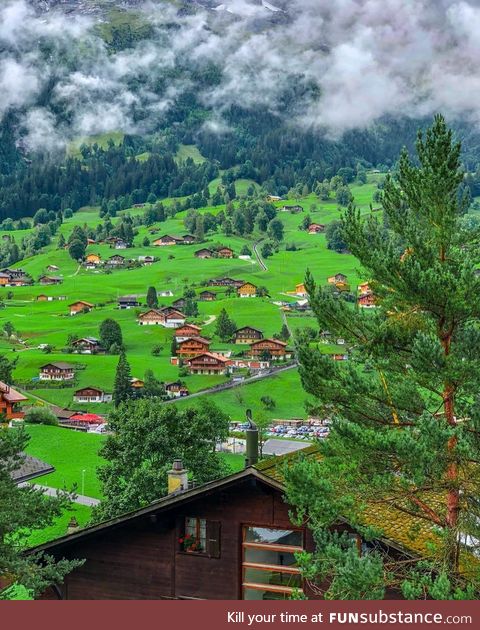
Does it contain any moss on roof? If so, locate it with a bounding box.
[255,445,479,579]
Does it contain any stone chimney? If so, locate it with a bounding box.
[67,516,80,535]
[168,458,188,494]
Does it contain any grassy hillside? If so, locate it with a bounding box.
[1,175,380,420]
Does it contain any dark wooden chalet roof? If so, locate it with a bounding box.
[10,454,54,484]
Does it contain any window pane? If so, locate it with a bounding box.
[243,588,292,601]
[244,547,298,567]
[244,568,302,588]
[185,517,196,537]
[244,527,302,547]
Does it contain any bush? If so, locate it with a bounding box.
[24,407,58,426]
[151,344,163,356]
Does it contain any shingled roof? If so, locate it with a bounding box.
[10,454,54,483]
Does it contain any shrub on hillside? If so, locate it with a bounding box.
[24,407,58,426]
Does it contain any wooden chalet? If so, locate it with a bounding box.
[0,272,10,286]
[217,247,234,259]
[36,294,52,302]
[327,273,347,284]
[294,283,308,297]
[39,363,75,381]
[118,295,140,309]
[164,382,189,398]
[85,253,101,265]
[198,290,216,301]
[73,387,112,404]
[114,240,128,250]
[175,324,202,342]
[172,298,187,310]
[234,326,263,345]
[130,378,145,390]
[186,353,230,375]
[266,194,282,202]
[137,308,186,328]
[137,309,165,326]
[47,265,59,272]
[210,277,244,288]
[249,338,288,358]
[69,301,94,316]
[106,255,125,267]
[182,235,196,245]
[308,223,325,234]
[71,337,102,354]
[139,256,155,266]
[31,443,442,600]
[194,248,214,259]
[153,235,182,247]
[238,282,257,298]
[358,281,371,295]
[358,291,376,308]
[176,337,211,358]
[39,275,63,286]
[0,381,27,420]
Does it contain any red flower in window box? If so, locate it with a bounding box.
[180,534,202,552]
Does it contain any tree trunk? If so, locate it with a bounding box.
[441,332,460,572]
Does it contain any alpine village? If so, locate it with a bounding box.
[1,0,480,604]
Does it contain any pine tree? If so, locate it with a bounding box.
[146,286,158,308]
[113,350,132,407]
[285,116,480,598]
[0,428,82,599]
[215,308,237,341]
[57,233,66,249]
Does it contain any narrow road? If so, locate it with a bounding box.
[281,309,293,337]
[20,483,100,507]
[164,362,298,404]
[253,239,268,271]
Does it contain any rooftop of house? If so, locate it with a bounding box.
[27,444,479,578]
[40,362,74,370]
[10,454,54,484]
[0,381,28,403]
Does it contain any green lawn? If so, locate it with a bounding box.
[24,425,106,498]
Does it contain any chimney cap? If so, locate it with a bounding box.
[172,458,184,471]
[245,408,257,431]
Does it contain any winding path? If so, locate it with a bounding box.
[253,239,268,271]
